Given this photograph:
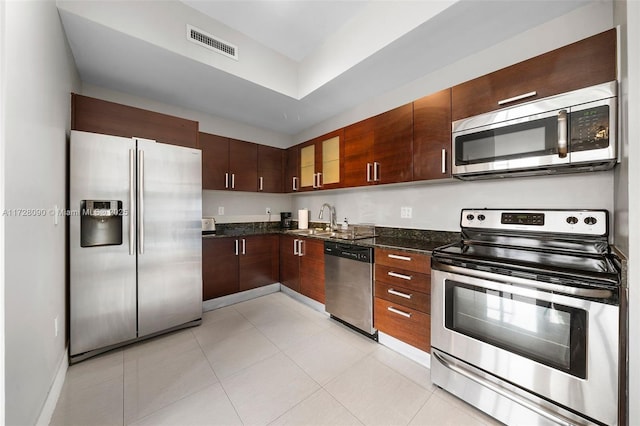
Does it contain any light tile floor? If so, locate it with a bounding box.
[51,292,502,426]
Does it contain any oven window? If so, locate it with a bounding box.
[455,114,559,165]
[444,280,587,378]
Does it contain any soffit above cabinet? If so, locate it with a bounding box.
[57,0,595,135]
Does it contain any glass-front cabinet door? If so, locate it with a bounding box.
[298,129,343,191]
[299,144,315,190]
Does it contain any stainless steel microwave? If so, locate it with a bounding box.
[452,81,617,180]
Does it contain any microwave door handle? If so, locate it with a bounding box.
[557,110,568,158]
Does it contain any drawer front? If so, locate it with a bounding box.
[375,264,430,294]
[374,297,430,352]
[375,281,430,314]
[375,248,431,274]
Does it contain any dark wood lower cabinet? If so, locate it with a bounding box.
[374,297,430,352]
[299,238,325,304]
[202,235,279,301]
[280,235,300,292]
[202,238,239,300]
[279,235,325,304]
[239,235,279,291]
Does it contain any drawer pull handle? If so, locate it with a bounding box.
[388,254,411,261]
[387,306,411,318]
[388,288,412,299]
[497,91,537,106]
[388,271,412,281]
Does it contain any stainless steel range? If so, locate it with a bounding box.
[431,209,623,426]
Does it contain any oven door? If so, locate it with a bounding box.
[431,265,619,426]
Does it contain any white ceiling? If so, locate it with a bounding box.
[180,1,369,62]
[57,0,593,138]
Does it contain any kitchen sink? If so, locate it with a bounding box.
[286,228,374,240]
[286,228,328,236]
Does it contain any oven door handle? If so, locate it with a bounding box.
[432,351,575,426]
[432,261,613,300]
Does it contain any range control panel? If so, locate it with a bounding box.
[461,209,608,236]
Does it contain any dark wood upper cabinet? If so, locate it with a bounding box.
[257,145,284,193]
[229,138,258,192]
[343,104,413,187]
[451,28,617,121]
[284,146,299,193]
[200,132,229,190]
[373,104,413,185]
[200,132,259,191]
[413,89,452,181]
[343,118,375,188]
[71,94,198,148]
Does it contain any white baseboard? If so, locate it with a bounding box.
[36,346,68,426]
[378,332,431,368]
[202,283,280,311]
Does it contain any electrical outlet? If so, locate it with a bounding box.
[400,206,413,219]
[266,207,271,215]
[218,206,224,215]
[54,316,59,337]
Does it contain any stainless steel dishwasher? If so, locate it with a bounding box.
[324,241,377,338]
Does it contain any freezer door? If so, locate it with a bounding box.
[136,139,203,337]
[70,131,137,356]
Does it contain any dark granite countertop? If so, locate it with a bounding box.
[203,222,459,254]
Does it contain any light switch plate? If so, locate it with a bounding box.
[218,206,224,215]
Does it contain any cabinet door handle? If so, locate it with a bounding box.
[387,306,412,318]
[225,172,229,189]
[259,176,264,191]
[298,240,304,256]
[292,176,298,191]
[388,288,412,299]
[366,163,372,182]
[293,239,299,255]
[441,148,447,174]
[557,110,568,158]
[231,173,235,189]
[388,271,412,280]
[317,172,322,187]
[235,239,239,256]
[388,254,412,261]
[374,162,380,182]
[497,91,537,106]
[242,238,246,255]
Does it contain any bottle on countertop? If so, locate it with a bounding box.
[341,218,349,231]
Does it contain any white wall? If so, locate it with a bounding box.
[0,0,6,421]
[292,172,614,231]
[614,0,640,423]
[203,190,292,223]
[82,83,293,149]
[3,1,81,425]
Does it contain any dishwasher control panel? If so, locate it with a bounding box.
[324,241,373,263]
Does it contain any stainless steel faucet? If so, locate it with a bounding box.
[319,203,337,231]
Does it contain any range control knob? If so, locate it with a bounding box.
[466,214,475,221]
[566,216,579,225]
[477,214,486,221]
[584,216,598,225]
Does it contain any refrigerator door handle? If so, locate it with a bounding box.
[129,149,136,255]
[138,149,145,255]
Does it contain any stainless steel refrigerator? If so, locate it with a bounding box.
[69,130,202,362]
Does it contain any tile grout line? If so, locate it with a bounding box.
[195,306,247,425]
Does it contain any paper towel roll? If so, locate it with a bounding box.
[298,209,309,229]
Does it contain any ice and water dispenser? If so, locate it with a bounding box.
[80,200,123,247]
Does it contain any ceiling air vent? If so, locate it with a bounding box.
[186,24,238,60]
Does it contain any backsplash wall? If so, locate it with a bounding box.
[203,190,293,223]
[291,171,615,232]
